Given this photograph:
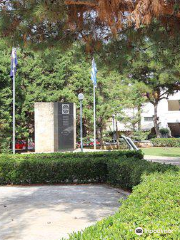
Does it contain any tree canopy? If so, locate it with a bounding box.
[67,0,180,30]
[0,0,179,48]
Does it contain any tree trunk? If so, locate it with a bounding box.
[115,119,119,148]
[99,126,103,148]
[26,137,28,151]
[137,105,142,131]
[153,102,161,138]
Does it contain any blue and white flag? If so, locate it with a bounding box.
[91,58,97,87]
[10,48,18,77]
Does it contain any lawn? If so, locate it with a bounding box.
[141,147,180,157]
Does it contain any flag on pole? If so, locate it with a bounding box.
[91,58,97,87]
[10,48,18,77]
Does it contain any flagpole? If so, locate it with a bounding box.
[13,70,15,154]
[91,58,97,150]
[93,84,96,150]
[11,47,17,154]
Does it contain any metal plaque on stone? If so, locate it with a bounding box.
[57,103,76,151]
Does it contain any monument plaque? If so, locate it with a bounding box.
[58,103,76,151]
[35,102,76,152]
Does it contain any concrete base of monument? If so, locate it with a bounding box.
[0,185,129,240]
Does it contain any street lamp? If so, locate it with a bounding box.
[112,114,115,142]
[78,93,84,152]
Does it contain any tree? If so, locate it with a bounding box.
[118,83,146,132]
[95,68,122,145]
[96,26,180,138]
[126,40,180,137]
[0,41,12,152]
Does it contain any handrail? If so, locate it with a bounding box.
[121,135,139,151]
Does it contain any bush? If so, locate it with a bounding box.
[0,134,11,154]
[106,157,177,190]
[0,150,143,185]
[0,150,144,162]
[67,171,180,240]
[159,128,170,135]
[0,156,108,185]
[0,150,177,190]
[151,138,180,147]
[131,130,150,141]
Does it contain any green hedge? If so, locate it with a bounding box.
[0,149,143,161]
[151,138,180,147]
[0,157,108,185]
[0,150,178,191]
[67,171,180,240]
[106,157,177,190]
[0,150,142,185]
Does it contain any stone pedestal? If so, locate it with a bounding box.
[35,102,76,153]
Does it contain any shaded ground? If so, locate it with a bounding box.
[0,185,128,240]
[142,147,180,157]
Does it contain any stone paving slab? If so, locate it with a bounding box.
[0,185,128,240]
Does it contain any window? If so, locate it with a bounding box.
[144,117,153,122]
[168,100,180,111]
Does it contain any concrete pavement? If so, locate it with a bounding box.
[0,185,128,240]
[145,155,180,166]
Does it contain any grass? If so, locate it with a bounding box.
[141,147,180,157]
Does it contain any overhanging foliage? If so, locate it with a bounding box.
[0,1,179,47]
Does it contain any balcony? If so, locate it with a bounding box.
[165,111,180,123]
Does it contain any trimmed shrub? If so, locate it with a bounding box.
[0,150,143,185]
[0,150,177,190]
[106,157,178,190]
[0,157,108,185]
[67,171,180,240]
[151,138,180,147]
[159,128,170,135]
[0,149,143,161]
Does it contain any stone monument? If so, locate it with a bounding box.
[35,102,76,152]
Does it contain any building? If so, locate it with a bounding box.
[108,91,180,137]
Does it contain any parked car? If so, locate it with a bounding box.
[15,140,27,150]
[89,140,100,146]
[76,139,100,148]
[15,140,35,150]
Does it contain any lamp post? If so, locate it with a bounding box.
[112,114,115,142]
[78,93,84,152]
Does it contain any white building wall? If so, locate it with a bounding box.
[158,91,180,128]
[107,91,180,132]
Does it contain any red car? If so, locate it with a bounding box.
[76,139,100,148]
[15,140,27,150]
[89,140,100,146]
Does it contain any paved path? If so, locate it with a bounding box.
[145,155,180,166]
[0,185,128,240]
